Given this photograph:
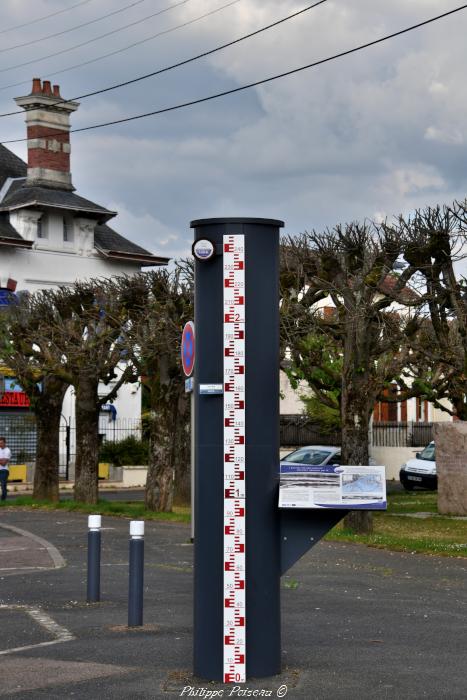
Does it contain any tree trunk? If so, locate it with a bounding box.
[144,361,179,512]
[173,392,191,506]
[341,370,374,534]
[145,414,174,512]
[452,395,467,421]
[33,378,68,501]
[74,376,100,504]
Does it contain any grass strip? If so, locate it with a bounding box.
[386,490,438,514]
[0,496,190,523]
[326,512,467,557]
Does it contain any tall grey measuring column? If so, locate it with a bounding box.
[192,217,283,682]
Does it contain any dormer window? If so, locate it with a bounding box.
[37,216,45,238]
[63,217,73,242]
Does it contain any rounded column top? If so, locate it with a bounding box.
[190,217,284,228]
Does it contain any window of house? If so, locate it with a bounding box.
[416,398,429,422]
[63,217,73,242]
[37,217,44,238]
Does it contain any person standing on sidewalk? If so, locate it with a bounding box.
[0,437,11,501]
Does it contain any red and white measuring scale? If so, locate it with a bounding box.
[223,234,246,683]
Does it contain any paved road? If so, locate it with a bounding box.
[0,508,464,699]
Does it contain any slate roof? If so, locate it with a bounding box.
[0,185,116,220]
[0,213,32,248]
[0,144,26,189]
[0,144,167,264]
[94,224,169,266]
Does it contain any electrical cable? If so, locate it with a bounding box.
[2,2,466,144]
[0,0,196,72]
[0,0,328,118]
[0,0,96,35]
[0,0,154,54]
[0,0,239,92]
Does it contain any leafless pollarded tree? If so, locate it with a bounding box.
[281,221,423,532]
[398,203,467,419]
[0,294,69,501]
[9,280,140,504]
[119,268,193,512]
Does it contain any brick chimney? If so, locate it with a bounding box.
[14,78,79,191]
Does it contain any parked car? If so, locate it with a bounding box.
[281,446,341,466]
[399,441,437,491]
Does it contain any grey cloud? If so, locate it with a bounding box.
[3,0,467,258]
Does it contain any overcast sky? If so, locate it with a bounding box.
[1,0,467,259]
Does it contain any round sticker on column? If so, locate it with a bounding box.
[192,238,215,261]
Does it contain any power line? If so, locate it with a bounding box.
[2,2,466,145]
[0,1,329,118]
[0,0,154,54]
[0,0,238,92]
[0,0,196,72]
[0,0,97,36]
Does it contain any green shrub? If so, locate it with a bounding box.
[99,436,149,466]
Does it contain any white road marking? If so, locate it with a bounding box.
[0,523,65,569]
[0,604,75,656]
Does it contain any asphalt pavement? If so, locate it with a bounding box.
[0,508,465,699]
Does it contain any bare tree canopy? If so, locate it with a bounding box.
[281,220,424,533]
[119,268,193,512]
[0,294,69,501]
[398,203,467,418]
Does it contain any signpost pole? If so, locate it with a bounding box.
[190,388,195,542]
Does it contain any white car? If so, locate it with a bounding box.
[399,441,437,491]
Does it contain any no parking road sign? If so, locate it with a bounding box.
[181,321,195,377]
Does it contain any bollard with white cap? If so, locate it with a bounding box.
[128,520,145,627]
[87,514,102,602]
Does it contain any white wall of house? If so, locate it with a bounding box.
[432,400,454,422]
[2,213,141,293]
[2,212,148,457]
[369,446,421,480]
[280,370,308,414]
[60,368,142,466]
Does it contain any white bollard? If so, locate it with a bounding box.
[87,514,102,602]
[128,520,145,626]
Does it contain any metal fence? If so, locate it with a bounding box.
[0,415,143,477]
[371,421,433,447]
[98,417,143,444]
[0,413,37,463]
[280,415,434,449]
[280,415,341,447]
[60,418,143,478]
[0,413,437,471]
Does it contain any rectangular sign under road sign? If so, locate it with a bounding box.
[199,383,223,395]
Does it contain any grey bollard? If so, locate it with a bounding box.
[128,520,144,627]
[87,514,101,602]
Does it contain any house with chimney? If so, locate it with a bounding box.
[0,78,168,293]
[0,79,169,473]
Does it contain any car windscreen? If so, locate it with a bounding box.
[419,443,435,461]
[283,449,332,465]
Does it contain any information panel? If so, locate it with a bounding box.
[279,464,387,509]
